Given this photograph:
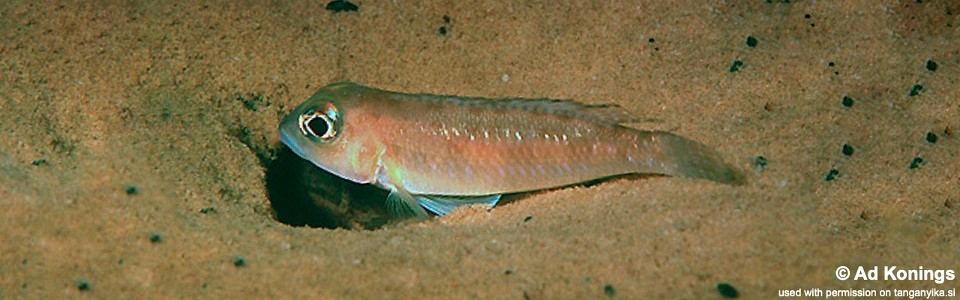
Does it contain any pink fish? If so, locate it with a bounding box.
[279,82,741,218]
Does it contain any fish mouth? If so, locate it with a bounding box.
[279,129,308,159]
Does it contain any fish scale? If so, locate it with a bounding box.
[380,111,624,195]
[279,82,742,217]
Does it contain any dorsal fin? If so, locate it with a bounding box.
[405,94,643,126]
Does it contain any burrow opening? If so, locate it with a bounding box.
[265,146,400,230]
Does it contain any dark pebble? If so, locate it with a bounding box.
[745,36,758,47]
[325,0,358,13]
[753,156,767,171]
[77,280,90,291]
[842,144,854,156]
[439,26,447,35]
[603,284,616,297]
[523,215,533,222]
[828,62,835,67]
[125,185,138,195]
[240,94,263,112]
[648,38,655,43]
[909,84,924,96]
[926,132,938,143]
[149,232,162,243]
[233,257,246,267]
[729,60,744,73]
[504,269,514,275]
[926,60,938,71]
[825,169,840,181]
[909,157,924,169]
[804,14,811,19]
[717,283,739,298]
[842,95,853,107]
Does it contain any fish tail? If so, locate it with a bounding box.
[649,131,744,185]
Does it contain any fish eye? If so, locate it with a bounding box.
[298,104,340,142]
[306,114,332,138]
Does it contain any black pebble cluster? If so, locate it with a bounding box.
[829,59,943,181]
[905,59,941,169]
[439,15,451,36]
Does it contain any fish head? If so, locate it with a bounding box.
[279,83,382,184]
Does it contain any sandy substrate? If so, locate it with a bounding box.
[1,1,958,298]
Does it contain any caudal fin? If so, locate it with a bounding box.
[653,132,744,185]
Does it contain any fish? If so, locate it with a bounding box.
[279,82,742,218]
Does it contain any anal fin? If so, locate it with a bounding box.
[415,194,502,216]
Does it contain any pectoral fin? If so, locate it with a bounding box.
[415,194,503,216]
[386,188,429,219]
